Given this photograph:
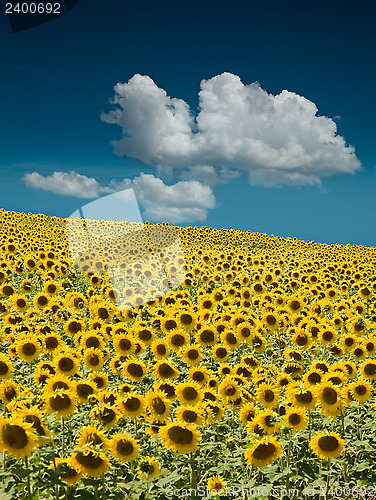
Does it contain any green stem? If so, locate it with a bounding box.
[308,410,312,441]
[24,456,32,500]
[62,417,65,457]
[190,452,196,499]
[325,458,331,500]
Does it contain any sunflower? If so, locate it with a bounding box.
[33,292,50,310]
[17,406,51,439]
[91,301,114,323]
[256,383,280,408]
[64,318,86,337]
[188,367,210,387]
[154,381,176,400]
[314,381,344,417]
[287,385,316,410]
[40,332,62,353]
[10,294,29,312]
[80,331,105,351]
[45,390,76,418]
[340,333,358,353]
[303,368,324,387]
[359,360,376,380]
[283,407,308,433]
[123,358,146,382]
[160,316,179,335]
[75,380,97,404]
[252,409,282,436]
[251,332,267,353]
[195,328,217,347]
[0,417,38,459]
[207,475,227,495]
[54,350,79,377]
[145,390,171,423]
[153,360,179,380]
[175,405,204,425]
[90,404,120,429]
[0,380,20,404]
[282,361,304,378]
[112,333,135,358]
[236,322,254,344]
[137,456,160,480]
[310,432,345,460]
[179,345,203,366]
[348,378,373,404]
[54,458,83,486]
[83,347,105,372]
[244,436,283,469]
[90,372,109,391]
[44,374,73,393]
[291,330,312,349]
[33,367,52,387]
[262,312,280,331]
[77,425,109,451]
[175,310,196,331]
[218,377,241,403]
[176,381,203,407]
[117,393,145,419]
[159,421,201,454]
[134,325,154,346]
[239,402,257,427]
[167,329,189,351]
[110,433,139,462]
[0,353,13,380]
[151,339,170,360]
[71,448,110,478]
[15,336,41,363]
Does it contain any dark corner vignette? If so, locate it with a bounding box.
[4,0,80,32]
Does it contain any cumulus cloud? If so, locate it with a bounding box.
[22,171,215,223]
[23,171,112,198]
[101,72,361,187]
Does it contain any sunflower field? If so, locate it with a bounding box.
[1,208,376,499]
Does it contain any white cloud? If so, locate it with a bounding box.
[101,72,361,187]
[22,171,112,198]
[22,170,215,223]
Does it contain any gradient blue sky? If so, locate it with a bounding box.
[1,0,375,245]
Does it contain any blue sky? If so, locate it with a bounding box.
[1,0,375,245]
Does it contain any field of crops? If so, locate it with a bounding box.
[1,208,376,500]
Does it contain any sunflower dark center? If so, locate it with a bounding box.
[59,358,74,372]
[200,330,214,343]
[156,344,167,355]
[216,347,228,358]
[50,394,72,411]
[182,387,198,401]
[0,361,9,376]
[123,397,141,412]
[75,451,104,469]
[2,424,28,449]
[295,392,313,404]
[152,397,166,414]
[22,343,36,356]
[263,390,275,402]
[127,363,143,378]
[77,384,94,398]
[116,439,133,456]
[318,436,339,452]
[158,363,175,378]
[168,426,193,445]
[252,442,276,460]
[322,387,337,405]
